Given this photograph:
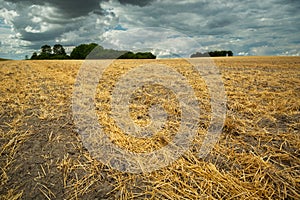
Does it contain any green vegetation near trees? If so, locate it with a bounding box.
[30,43,156,60]
[191,50,233,58]
[31,44,69,60]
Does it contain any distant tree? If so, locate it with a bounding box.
[39,45,52,59]
[41,45,52,55]
[70,43,98,59]
[190,52,210,58]
[53,44,66,56]
[30,52,38,60]
[29,43,157,60]
[25,55,29,60]
[191,50,233,58]
[209,50,233,57]
[51,44,70,59]
[118,51,156,59]
[90,46,125,59]
[136,52,156,59]
[118,51,135,59]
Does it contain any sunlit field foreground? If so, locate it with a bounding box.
[0,56,299,199]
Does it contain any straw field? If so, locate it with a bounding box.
[0,56,299,199]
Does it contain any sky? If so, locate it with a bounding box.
[0,0,299,59]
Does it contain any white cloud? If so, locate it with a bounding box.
[100,27,204,58]
[25,26,40,33]
[279,50,299,56]
[0,7,19,24]
[100,0,300,56]
[238,52,249,56]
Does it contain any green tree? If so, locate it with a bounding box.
[190,52,209,58]
[30,52,38,60]
[118,51,156,59]
[70,43,98,59]
[41,45,52,55]
[29,43,157,60]
[39,45,52,59]
[118,51,135,59]
[53,44,66,56]
[191,50,233,58]
[208,50,233,57]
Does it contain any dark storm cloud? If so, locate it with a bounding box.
[273,0,300,13]
[118,0,154,7]
[0,0,154,42]
[101,0,299,56]
[4,0,153,17]
[206,17,235,29]
[0,0,299,59]
[0,0,120,46]
[4,0,103,17]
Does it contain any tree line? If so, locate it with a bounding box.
[30,43,156,60]
[190,50,233,58]
[31,44,69,60]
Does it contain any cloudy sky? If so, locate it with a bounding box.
[0,0,299,59]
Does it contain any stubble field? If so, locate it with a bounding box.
[0,56,299,199]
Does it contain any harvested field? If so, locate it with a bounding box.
[0,56,299,199]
